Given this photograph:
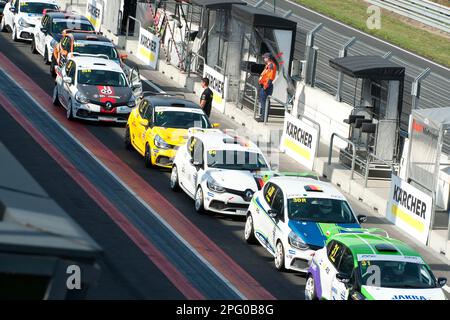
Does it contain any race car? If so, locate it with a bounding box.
[244,176,367,272]
[1,0,59,41]
[305,229,447,300]
[31,10,94,64]
[125,95,218,168]
[51,29,126,76]
[0,1,7,23]
[52,55,143,123]
[170,129,271,216]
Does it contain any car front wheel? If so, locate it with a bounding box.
[244,214,257,244]
[124,126,132,150]
[144,144,153,168]
[305,274,318,300]
[194,187,205,214]
[274,241,285,271]
[170,165,181,192]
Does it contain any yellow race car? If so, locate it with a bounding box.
[125,94,218,168]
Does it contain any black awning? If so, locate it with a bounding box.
[231,4,297,30]
[189,0,246,10]
[329,56,405,81]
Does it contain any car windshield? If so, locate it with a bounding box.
[53,21,94,34]
[359,259,437,289]
[77,70,127,87]
[206,150,269,171]
[74,43,119,60]
[20,2,58,14]
[287,197,357,223]
[154,110,211,129]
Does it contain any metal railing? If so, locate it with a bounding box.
[368,0,450,34]
[187,52,206,77]
[328,133,357,180]
[364,152,397,187]
[125,16,141,49]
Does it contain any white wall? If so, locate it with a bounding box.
[293,81,352,150]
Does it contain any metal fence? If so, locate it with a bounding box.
[245,0,450,154]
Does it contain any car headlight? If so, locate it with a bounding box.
[127,97,136,107]
[154,135,171,149]
[75,92,89,104]
[206,177,225,193]
[288,231,309,250]
[18,18,32,27]
[50,39,58,49]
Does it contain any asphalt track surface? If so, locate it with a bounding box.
[0,31,309,299]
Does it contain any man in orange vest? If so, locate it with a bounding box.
[256,52,277,122]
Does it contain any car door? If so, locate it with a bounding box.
[59,35,71,66]
[331,246,354,300]
[321,240,345,300]
[35,15,48,54]
[269,187,285,253]
[184,138,204,196]
[5,0,15,28]
[131,98,150,154]
[255,183,278,254]
[128,67,143,97]
[59,60,76,107]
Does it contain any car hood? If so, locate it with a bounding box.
[19,12,42,23]
[288,221,360,248]
[207,169,259,192]
[152,127,188,146]
[361,286,446,300]
[77,84,132,107]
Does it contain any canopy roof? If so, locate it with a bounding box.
[188,0,246,9]
[330,55,405,81]
[232,4,297,30]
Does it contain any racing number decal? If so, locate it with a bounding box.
[292,198,307,203]
[329,243,340,263]
[265,185,276,203]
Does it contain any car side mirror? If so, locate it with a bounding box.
[63,76,72,84]
[119,53,128,61]
[357,215,367,224]
[438,277,447,288]
[212,123,220,128]
[10,7,16,13]
[268,209,279,219]
[41,28,48,34]
[336,273,351,284]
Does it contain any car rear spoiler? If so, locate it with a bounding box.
[69,53,110,60]
[253,171,320,183]
[62,29,102,36]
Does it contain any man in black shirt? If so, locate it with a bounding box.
[200,77,213,117]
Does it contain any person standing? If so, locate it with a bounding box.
[200,77,213,117]
[257,52,277,122]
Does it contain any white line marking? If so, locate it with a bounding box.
[0,68,247,300]
[141,76,166,94]
[285,0,450,73]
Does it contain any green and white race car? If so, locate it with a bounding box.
[305,229,447,300]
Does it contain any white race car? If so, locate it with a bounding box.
[52,54,142,123]
[170,128,271,216]
[1,0,59,41]
[244,175,366,272]
[305,229,447,300]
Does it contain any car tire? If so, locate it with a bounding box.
[124,126,132,150]
[144,144,153,168]
[44,47,49,65]
[12,25,18,41]
[50,56,57,77]
[66,100,74,120]
[274,241,286,271]
[244,214,257,244]
[0,19,6,32]
[170,165,181,192]
[52,85,61,106]
[31,37,37,54]
[305,274,318,300]
[194,187,205,214]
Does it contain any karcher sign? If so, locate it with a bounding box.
[137,28,160,70]
[386,175,432,245]
[203,64,228,113]
[85,0,103,31]
[280,112,318,170]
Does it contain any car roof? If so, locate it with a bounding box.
[145,96,201,109]
[190,129,262,153]
[331,233,420,258]
[46,12,89,21]
[69,56,123,72]
[268,176,346,200]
